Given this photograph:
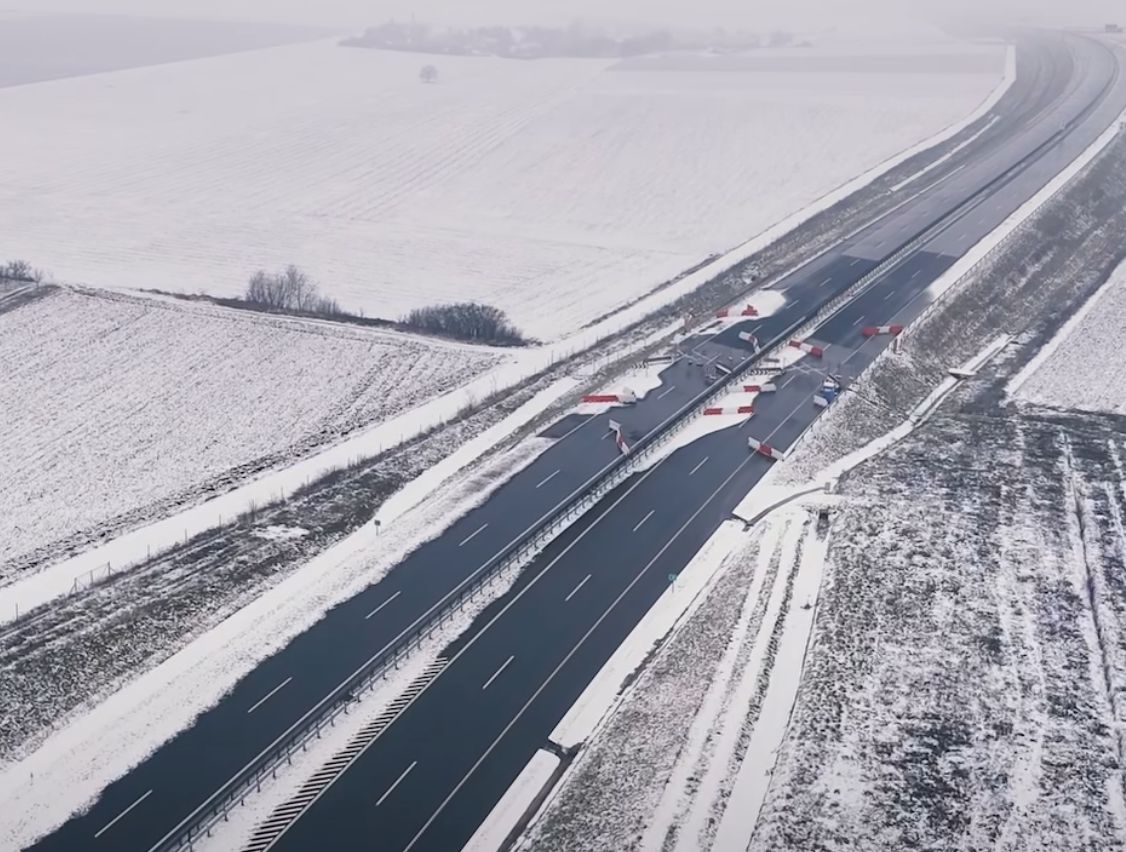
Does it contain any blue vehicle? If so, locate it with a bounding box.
[815,376,841,408]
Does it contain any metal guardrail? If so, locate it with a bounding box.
[155,40,1122,852]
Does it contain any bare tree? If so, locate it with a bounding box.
[0,259,43,284]
[244,265,343,316]
[420,65,438,84]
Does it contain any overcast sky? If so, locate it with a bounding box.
[11,0,1125,31]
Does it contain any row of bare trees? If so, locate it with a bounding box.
[244,265,342,316]
[0,259,43,284]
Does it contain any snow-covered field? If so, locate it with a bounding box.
[1013,256,1126,414]
[0,288,504,580]
[750,412,1126,851]
[0,38,1003,340]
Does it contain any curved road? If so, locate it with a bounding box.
[25,30,1126,852]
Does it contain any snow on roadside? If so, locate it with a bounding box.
[1010,256,1126,411]
[0,436,549,850]
[713,288,789,322]
[0,371,574,624]
[639,518,787,851]
[0,288,506,590]
[711,516,828,851]
[460,750,560,852]
[516,507,820,852]
[573,362,671,415]
[373,377,579,525]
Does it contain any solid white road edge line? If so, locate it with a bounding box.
[364,591,402,621]
[246,677,293,715]
[94,790,152,839]
[482,656,515,691]
[376,762,418,807]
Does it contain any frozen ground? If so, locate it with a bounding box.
[0,287,504,581]
[0,38,1002,339]
[1013,256,1126,415]
[746,411,1126,851]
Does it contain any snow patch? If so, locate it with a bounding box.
[1009,256,1126,410]
[461,750,560,852]
[251,525,308,541]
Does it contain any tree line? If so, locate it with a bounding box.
[0,259,43,284]
[242,265,527,346]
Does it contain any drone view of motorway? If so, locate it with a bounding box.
[5,0,1126,850]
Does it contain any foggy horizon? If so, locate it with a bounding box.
[7,0,1126,35]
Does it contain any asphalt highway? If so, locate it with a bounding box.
[27,31,1126,852]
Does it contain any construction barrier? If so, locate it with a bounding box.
[788,339,825,357]
[581,387,638,405]
[703,405,754,416]
[737,330,761,350]
[608,418,630,455]
[716,305,759,318]
[861,324,904,337]
[742,383,777,393]
[748,437,786,461]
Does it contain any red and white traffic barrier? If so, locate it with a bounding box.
[581,387,638,405]
[737,330,761,350]
[743,383,777,393]
[748,437,785,461]
[608,418,630,455]
[788,339,825,357]
[862,324,904,337]
[716,305,759,318]
[703,405,754,416]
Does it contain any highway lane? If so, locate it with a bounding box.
[24,31,1121,852]
[263,33,1126,852]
